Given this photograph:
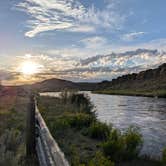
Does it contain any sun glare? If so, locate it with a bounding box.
[21,61,39,75]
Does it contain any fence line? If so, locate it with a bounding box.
[35,100,70,166]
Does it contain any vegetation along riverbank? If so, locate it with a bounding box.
[93,89,166,98]
[37,91,166,166]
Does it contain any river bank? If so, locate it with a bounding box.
[93,89,166,98]
[37,92,164,166]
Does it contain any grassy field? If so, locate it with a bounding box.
[37,91,163,166]
[93,89,166,98]
[0,87,37,166]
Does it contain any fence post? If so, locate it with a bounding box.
[26,94,36,156]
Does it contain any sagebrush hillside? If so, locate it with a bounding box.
[98,63,166,91]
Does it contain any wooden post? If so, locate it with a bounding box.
[26,94,36,156]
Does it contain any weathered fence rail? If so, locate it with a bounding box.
[35,100,69,166]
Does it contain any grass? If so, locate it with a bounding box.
[93,89,166,98]
[37,91,163,166]
[0,88,38,166]
[162,148,166,165]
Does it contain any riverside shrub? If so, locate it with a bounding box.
[102,129,124,161]
[88,151,114,166]
[88,122,111,141]
[123,127,143,159]
[102,127,143,161]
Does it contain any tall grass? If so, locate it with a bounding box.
[162,148,166,165]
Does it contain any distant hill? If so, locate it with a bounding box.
[95,63,166,97]
[31,78,98,92]
[98,63,166,90]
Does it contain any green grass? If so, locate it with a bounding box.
[0,90,38,166]
[93,89,166,98]
[162,148,166,165]
[37,91,163,166]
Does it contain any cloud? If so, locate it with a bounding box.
[16,0,125,37]
[0,70,17,81]
[121,32,146,41]
[1,48,166,84]
[68,25,95,33]
[80,36,107,49]
[77,49,166,74]
[24,49,166,82]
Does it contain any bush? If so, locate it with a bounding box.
[50,113,94,131]
[123,127,143,159]
[49,118,70,131]
[69,113,94,129]
[88,151,114,166]
[88,122,111,141]
[70,93,86,105]
[162,148,166,165]
[102,129,124,161]
[62,92,94,114]
[59,91,96,117]
[102,127,143,161]
[70,145,86,166]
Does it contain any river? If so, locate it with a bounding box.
[40,91,166,158]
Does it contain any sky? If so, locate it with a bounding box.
[0,0,166,85]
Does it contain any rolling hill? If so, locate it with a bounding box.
[95,63,166,97]
[30,78,98,92]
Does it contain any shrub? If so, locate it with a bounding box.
[88,122,111,141]
[102,127,143,161]
[69,93,94,114]
[50,113,94,131]
[123,127,143,159]
[60,90,71,104]
[70,145,83,166]
[60,91,96,117]
[88,151,114,166]
[69,113,94,129]
[102,129,124,161]
[162,148,166,165]
[49,118,70,131]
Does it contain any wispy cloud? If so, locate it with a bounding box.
[16,0,125,37]
[121,32,146,41]
[68,25,95,33]
[80,36,107,49]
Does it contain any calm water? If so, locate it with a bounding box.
[40,92,166,158]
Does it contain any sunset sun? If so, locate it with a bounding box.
[20,61,39,75]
